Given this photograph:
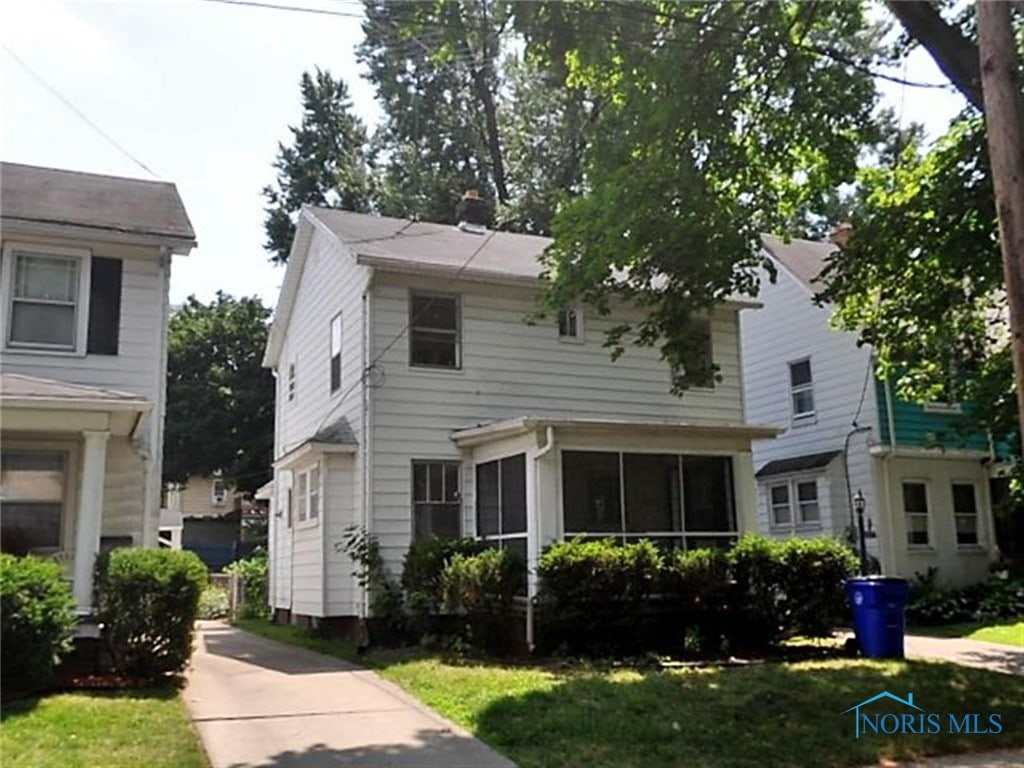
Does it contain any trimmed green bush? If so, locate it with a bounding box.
[402,537,487,611]
[776,537,859,637]
[0,554,77,691]
[728,535,787,648]
[537,538,663,655]
[908,568,1024,625]
[95,548,207,680]
[225,550,269,620]
[440,547,525,614]
[663,547,732,654]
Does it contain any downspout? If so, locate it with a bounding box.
[360,283,373,619]
[527,426,555,652]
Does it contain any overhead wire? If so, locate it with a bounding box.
[2,44,159,178]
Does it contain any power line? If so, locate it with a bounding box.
[3,44,159,178]
[198,0,363,20]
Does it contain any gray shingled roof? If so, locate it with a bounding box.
[0,373,147,403]
[310,416,357,446]
[310,208,551,283]
[1,162,196,244]
[755,450,842,478]
[760,234,836,294]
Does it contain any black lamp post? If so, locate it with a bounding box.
[854,489,868,575]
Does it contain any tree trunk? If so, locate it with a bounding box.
[887,0,984,111]
[466,1,510,204]
[977,1,1024,442]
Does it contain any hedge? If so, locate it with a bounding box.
[0,554,77,692]
[95,548,207,680]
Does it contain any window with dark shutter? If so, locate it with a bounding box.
[86,257,122,355]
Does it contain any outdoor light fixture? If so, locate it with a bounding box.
[853,490,868,575]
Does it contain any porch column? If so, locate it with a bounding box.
[73,430,109,613]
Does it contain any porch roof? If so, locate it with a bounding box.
[755,450,842,478]
[273,416,358,468]
[0,373,150,412]
[450,415,780,448]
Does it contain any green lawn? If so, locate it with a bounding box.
[911,620,1024,647]
[238,620,1024,768]
[0,688,209,768]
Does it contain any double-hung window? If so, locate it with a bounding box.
[330,313,343,394]
[412,460,461,539]
[951,482,980,547]
[789,358,815,420]
[409,293,460,369]
[475,454,527,564]
[5,247,89,352]
[768,478,820,529]
[295,463,320,525]
[903,481,930,546]
[0,449,68,556]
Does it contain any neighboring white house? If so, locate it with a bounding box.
[741,234,1000,587]
[0,162,196,614]
[263,206,778,631]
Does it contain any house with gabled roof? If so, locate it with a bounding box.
[0,162,196,615]
[262,205,779,631]
[740,233,1001,586]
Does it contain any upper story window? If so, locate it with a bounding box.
[330,313,343,394]
[287,361,296,402]
[409,292,460,369]
[5,247,89,353]
[211,474,227,506]
[902,481,930,547]
[951,482,980,547]
[558,307,583,343]
[789,358,815,420]
[671,320,715,388]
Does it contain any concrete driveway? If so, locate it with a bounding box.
[185,621,515,768]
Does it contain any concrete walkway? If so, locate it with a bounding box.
[904,634,1024,676]
[184,622,515,768]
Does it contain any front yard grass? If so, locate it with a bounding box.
[238,619,1024,768]
[911,620,1024,648]
[0,688,208,768]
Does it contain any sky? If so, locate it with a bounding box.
[1,1,968,309]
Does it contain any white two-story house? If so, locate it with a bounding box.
[263,206,778,630]
[741,234,1000,587]
[0,162,196,613]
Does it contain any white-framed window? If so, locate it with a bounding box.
[902,481,930,547]
[951,482,980,547]
[409,292,460,369]
[295,463,320,525]
[557,307,583,342]
[287,361,296,402]
[0,449,69,556]
[330,313,343,394]
[670,319,715,389]
[562,451,737,550]
[412,460,461,539]
[211,474,227,506]
[768,478,821,529]
[2,244,91,353]
[789,358,815,420]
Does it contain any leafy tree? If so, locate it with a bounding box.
[262,68,374,263]
[521,1,885,388]
[164,292,274,493]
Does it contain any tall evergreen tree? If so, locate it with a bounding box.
[262,68,374,263]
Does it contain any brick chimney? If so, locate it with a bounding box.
[829,221,853,248]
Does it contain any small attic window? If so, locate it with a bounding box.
[558,307,583,343]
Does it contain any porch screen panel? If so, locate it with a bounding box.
[0,450,65,556]
[562,451,621,533]
[682,456,736,532]
[476,461,500,536]
[500,454,526,534]
[623,453,680,533]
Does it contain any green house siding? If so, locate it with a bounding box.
[874,379,989,452]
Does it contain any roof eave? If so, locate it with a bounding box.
[2,216,197,255]
[0,395,153,413]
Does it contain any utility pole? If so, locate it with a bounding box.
[977,1,1024,441]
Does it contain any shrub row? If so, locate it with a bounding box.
[224,550,270,620]
[1,548,208,694]
[908,568,1024,625]
[537,535,858,656]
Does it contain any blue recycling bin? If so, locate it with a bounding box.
[844,577,910,659]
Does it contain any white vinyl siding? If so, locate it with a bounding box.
[369,273,746,569]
